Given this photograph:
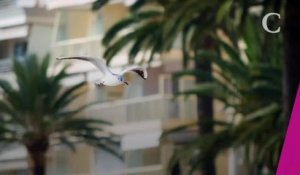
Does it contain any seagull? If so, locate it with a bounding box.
[56,56,147,86]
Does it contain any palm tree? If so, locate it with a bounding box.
[92,0,298,174]
[93,1,236,174]
[0,55,117,175]
[167,19,284,174]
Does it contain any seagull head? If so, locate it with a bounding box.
[117,75,129,85]
[117,75,124,82]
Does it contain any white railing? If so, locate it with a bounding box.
[0,58,12,72]
[51,35,104,58]
[0,0,26,28]
[0,0,16,8]
[98,165,164,175]
[0,8,19,18]
[87,94,174,124]
[45,0,95,10]
[86,93,197,124]
[85,74,198,124]
[16,0,40,8]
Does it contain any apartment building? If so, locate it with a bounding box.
[0,0,55,175]
[0,0,237,175]
[43,1,203,175]
[0,0,54,79]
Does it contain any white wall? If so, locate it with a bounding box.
[27,24,53,58]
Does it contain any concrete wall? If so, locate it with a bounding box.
[67,10,91,39]
[102,3,129,31]
[27,24,53,58]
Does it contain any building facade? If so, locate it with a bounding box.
[46,1,197,175]
[0,0,54,82]
[0,0,239,175]
[0,0,54,174]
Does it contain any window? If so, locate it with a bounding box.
[94,148,125,174]
[0,40,10,59]
[16,170,30,175]
[94,147,161,175]
[56,11,69,41]
[47,149,70,175]
[89,11,105,36]
[14,41,27,61]
[125,147,161,168]
[0,169,29,175]
[56,10,102,41]
[123,75,143,99]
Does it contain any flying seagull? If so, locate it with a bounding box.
[56,56,147,86]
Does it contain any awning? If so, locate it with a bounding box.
[0,25,28,41]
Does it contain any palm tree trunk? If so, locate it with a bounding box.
[25,138,49,175]
[283,0,300,117]
[195,36,216,175]
[171,162,181,175]
[28,151,47,175]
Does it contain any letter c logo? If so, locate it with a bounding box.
[262,13,281,33]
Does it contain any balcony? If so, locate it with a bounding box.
[46,0,95,10]
[84,73,197,124]
[51,34,140,71]
[85,92,196,174]
[0,0,26,29]
[0,0,17,8]
[0,58,12,73]
[87,93,197,124]
[45,0,134,10]
[52,35,104,59]
[0,0,37,7]
[95,165,164,175]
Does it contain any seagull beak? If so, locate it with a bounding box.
[124,81,129,85]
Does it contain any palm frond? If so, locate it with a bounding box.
[92,0,109,11]
[0,54,115,159]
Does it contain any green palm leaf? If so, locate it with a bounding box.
[0,54,118,175]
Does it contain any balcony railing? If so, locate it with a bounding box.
[0,58,12,72]
[85,74,198,124]
[86,93,197,124]
[51,35,104,59]
[51,33,137,68]
[0,0,38,9]
[0,0,26,29]
[98,165,164,175]
[46,0,96,10]
[0,0,17,8]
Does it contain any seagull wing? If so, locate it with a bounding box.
[121,65,148,80]
[56,56,110,74]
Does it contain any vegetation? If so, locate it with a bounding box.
[169,18,283,174]
[0,55,117,175]
[93,0,300,174]
[93,1,230,173]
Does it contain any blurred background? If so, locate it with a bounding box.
[0,0,299,175]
